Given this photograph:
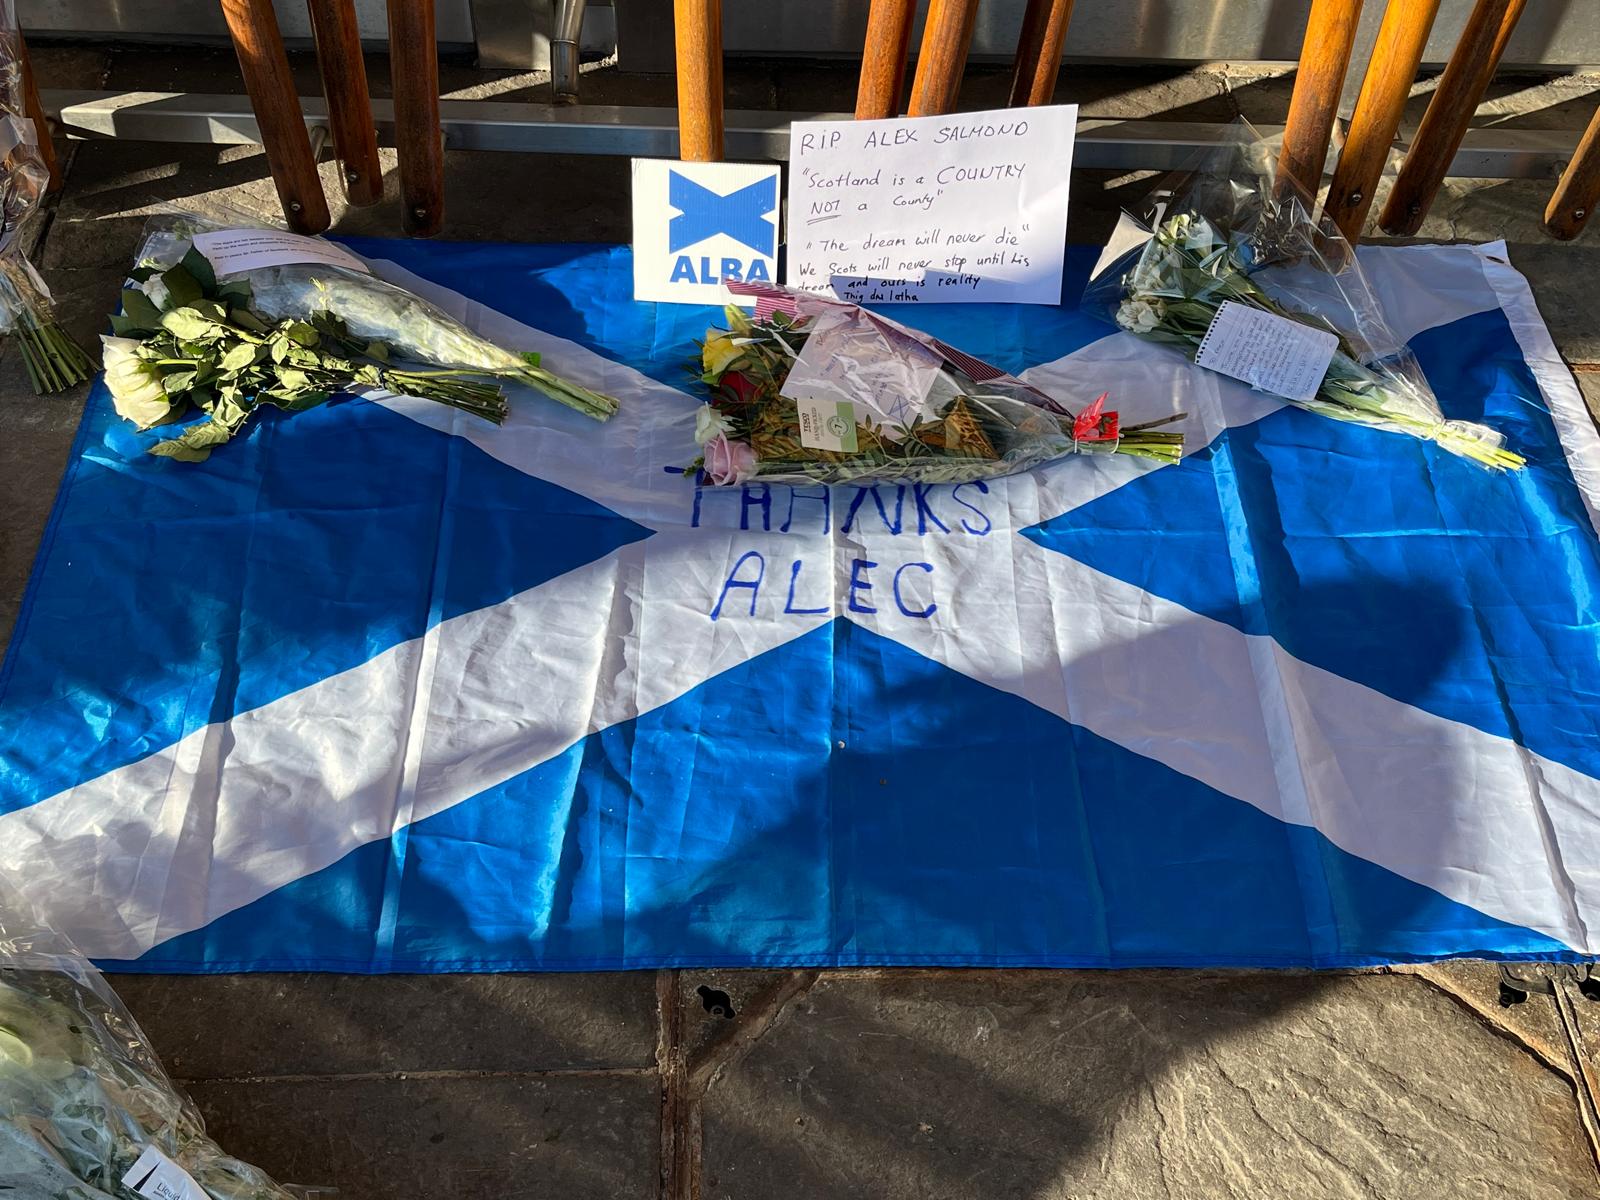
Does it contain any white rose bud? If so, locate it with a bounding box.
[100,335,172,429]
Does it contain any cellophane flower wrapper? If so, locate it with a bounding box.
[0,879,302,1200]
[0,0,94,393]
[1080,119,1521,469]
[690,280,1182,486]
[131,210,617,420]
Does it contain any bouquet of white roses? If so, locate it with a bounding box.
[0,880,300,1199]
[127,213,618,422]
[1082,120,1523,470]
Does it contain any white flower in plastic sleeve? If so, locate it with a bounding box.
[138,274,172,309]
[1115,298,1164,334]
[1162,213,1193,243]
[694,403,734,445]
[100,335,171,428]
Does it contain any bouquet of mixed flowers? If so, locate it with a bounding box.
[688,281,1183,486]
[0,881,299,1199]
[1083,120,1523,470]
[107,214,618,461]
[0,4,94,394]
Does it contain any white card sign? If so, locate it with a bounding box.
[122,1145,206,1200]
[785,105,1077,305]
[1194,300,1339,403]
[632,159,782,305]
[191,229,370,276]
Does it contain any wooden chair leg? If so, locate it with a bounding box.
[1008,0,1075,108]
[307,0,382,207]
[1544,105,1600,240]
[674,0,723,161]
[14,28,59,192]
[386,0,444,236]
[907,0,980,118]
[1378,0,1528,236]
[1325,0,1443,244]
[220,0,330,234]
[855,0,916,120]
[1277,0,1365,199]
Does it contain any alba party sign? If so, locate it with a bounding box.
[632,158,781,304]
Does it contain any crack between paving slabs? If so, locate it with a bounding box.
[659,969,821,1200]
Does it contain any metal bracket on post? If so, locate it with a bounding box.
[552,0,589,105]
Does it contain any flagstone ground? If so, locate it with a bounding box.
[4,45,1600,1200]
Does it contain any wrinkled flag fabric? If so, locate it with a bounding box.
[1,238,1597,972]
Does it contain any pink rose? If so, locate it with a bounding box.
[704,434,757,486]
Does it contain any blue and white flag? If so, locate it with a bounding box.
[2,239,1597,972]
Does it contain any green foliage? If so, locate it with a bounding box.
[112,244,511,462]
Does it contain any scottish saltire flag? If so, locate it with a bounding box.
[2,238,1598,972]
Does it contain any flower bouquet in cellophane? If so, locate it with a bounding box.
[1082,119,1523,470]
[0,4,94,393]
[688,281,1183,487]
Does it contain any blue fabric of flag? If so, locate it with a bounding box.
[1,240,1595,972]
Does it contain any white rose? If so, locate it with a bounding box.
[694,403,734,445]
[139,274,172,309]
[100,335,172,429]
[1115,298,1164,334]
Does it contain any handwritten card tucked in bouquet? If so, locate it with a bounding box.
[1195,301,1340,403]
[786,105,1076,305]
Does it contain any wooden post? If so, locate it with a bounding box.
[1008,0,1075,108]
[1544,105,1600,240]
[13,28,59,192]
[1277,0,1365,199]
[220,0,330,233]
[674,0,724,161]
[1379,0,1528,236]
[907,0,980,118]
[307,0,382,207]
[1325,0,1442,243]
[855,0,916,120]
[386,0,444,236]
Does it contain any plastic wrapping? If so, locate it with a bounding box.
[0,0,94,392]
[689,280,1183,486]
[0,880,299,1200]
[1081,120,1523,469]
[128,210,617,421]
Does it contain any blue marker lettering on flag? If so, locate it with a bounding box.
[669,172,778,256]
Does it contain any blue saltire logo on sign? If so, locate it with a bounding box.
[667,170,777,285]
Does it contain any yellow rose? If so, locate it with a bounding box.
[702,330,742,377]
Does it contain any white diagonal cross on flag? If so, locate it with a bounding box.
[4,250,1598,962]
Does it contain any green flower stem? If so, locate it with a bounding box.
[516,364,618,421]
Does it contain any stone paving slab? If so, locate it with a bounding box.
[699,971,1595,1200]
[114,973,663,1078]
[184,1073,660,1200]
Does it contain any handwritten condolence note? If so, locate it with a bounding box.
[786,105,1077,306]
[1194,301,1339,404]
